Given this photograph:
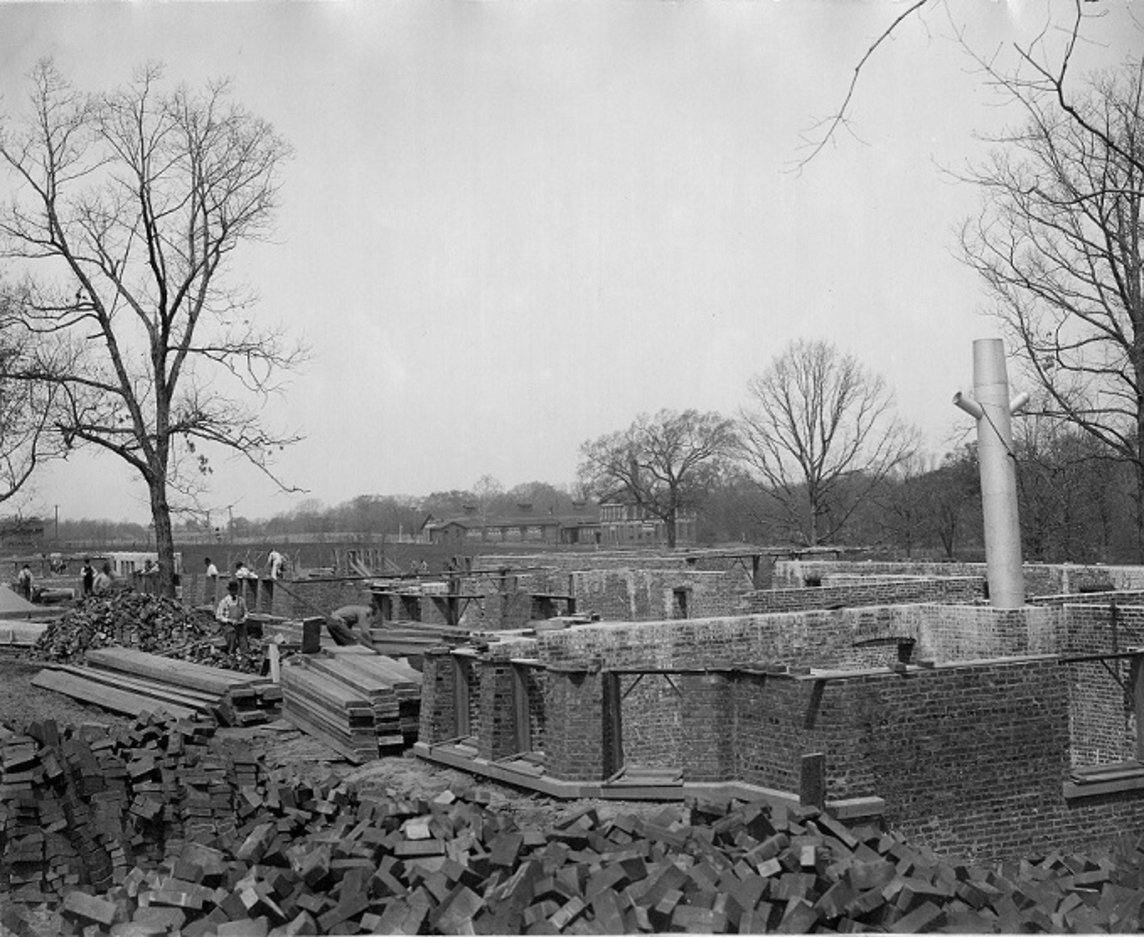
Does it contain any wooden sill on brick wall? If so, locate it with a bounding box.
[1063,761,1144,800]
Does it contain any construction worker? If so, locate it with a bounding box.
[216,580,250,654]
[326,604,378,652]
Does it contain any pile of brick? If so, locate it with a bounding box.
[26,593,263,674]
[4,711,1144,935]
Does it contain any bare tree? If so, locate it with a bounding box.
[0,287,65,505]
[578,409,738,548]
[959,55,1144,552]
[739,339,918,546]
[0,61,304,596]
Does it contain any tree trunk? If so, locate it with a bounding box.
[149,480,178,599]
[1134,459,1144,563]
[665,506,677,549]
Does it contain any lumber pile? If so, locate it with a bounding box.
[4,713,1144,935]
[38,647,284,727]
[280,649,422,762]
[369,621,477,658]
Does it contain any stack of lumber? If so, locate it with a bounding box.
[31,647,281,726]
[280,649,422,762]
[305,648,422,741]
[369,622,475,657]
[6,711,1144,935]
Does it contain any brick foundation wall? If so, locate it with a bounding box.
[744,577,983,614]
[544,668,615,782]
[565,570,769,623]
[773,560,1121,597]
[418,649,457,743]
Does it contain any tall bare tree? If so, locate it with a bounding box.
[0,61,303,596]
[739,339,918,546]
[0,287,65,505]
[960,56,1144,553]
[578,409,738,548]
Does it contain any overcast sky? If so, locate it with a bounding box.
[2,0,1140,526]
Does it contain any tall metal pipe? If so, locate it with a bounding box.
[953,338,1025,608]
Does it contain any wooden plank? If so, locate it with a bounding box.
[57,665,219,711]
[84,647,271,695]
[281,706,373,764]
[31,669,198,721]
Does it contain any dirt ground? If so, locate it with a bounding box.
[0,650,662,833]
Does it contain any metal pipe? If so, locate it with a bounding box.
[952,391,984,420]
[955,339,1025,608]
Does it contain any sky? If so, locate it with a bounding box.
[1,0,1141,526]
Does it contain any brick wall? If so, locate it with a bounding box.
[544,668,614,782]
[422,599,1144,861]
[773,559,1129,597]
[568,569,758,622]
[743,577,983,614]
[418,648,457,743]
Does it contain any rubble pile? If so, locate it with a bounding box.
[3,714,1144,934]
[27,594,264,674]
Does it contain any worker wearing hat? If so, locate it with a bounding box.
[215,580,250,653]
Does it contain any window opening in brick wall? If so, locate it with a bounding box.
[399,595,421,622]
[672,587,689,619]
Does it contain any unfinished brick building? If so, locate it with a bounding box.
[414,551,1144,862]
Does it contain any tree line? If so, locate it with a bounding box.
[2,26,1143,593]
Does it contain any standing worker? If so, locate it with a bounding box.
[267,548,286,581]
[264,547,286,613]
[81,558,95,598]
[93,562,113,595]
[216,580,250,654]
[326,604,378,652]
[16,564,32,601]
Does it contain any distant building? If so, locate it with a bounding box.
[597,501,696,546]
[424,502,603,547]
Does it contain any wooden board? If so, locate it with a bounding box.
[31,669,198,721]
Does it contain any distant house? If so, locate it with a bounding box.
[424,502,603,547]
[597,501,696,546]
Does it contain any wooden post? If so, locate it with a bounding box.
[512,663,532,754]
[301,617,324,654]
[1133,658,1144,763]
[602,671,624,779]
[268,643,281,683]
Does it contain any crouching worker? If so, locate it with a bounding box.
[216,580,250,653]
[327,604,378,652]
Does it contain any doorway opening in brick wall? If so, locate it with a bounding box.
[601,670,684,791]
